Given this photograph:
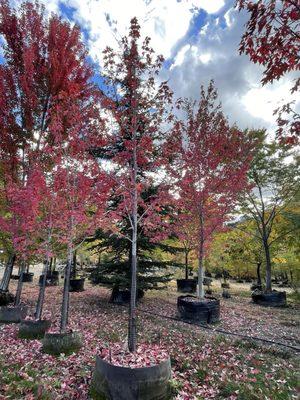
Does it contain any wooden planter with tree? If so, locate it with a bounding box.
[168,81,252,324]
[89,19,173,398]
[90,354,171,400]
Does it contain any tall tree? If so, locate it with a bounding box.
[0,1,109,328]
[238,131,299,292]
[238,0,300,145]
[99,18,173,352]
[168,82,253,298]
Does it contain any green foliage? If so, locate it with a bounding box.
[88,228,180,292]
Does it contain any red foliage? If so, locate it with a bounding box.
[237,0,300,145]
[168,82,253,293]
[0,0,108,262]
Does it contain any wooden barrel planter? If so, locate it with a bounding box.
[42,331,82,355]
[176,279,197,293]
[110,288,144,305]
[90,355,172,400]
[177,295,220,324]
[252,291,286,307]
[0,291,14,306]
[22,272,34,283]
[69,278,85,292]
[0,305,27,323]
[18,319,51,339]
[39,272,59,286]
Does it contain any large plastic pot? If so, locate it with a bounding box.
[90,355,172,400]
[22,272,34,283]
[39,273,59,286]
[203,277,212,286]
[176,279,197,293]
[252,290,286,307]
[18,319,51,339]
[42,331,82,355]
[221,283,230,289]
[177,295,220,324]
[0,305,27,323]
[0,291,14,306]
[69,278,85,292]
[110,289,144,305]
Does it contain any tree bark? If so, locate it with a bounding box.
[14,262,25,306]
[60,245,73,333]
[72,250,77,279]
[256,262,262,286]
[197,210,205,299]
[185,251,189,280]
[197,242,205,299]
[35,258,49,320]
[263,238,272,292]
[0,254,15,292]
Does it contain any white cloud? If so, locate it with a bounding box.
[36,0,297,134]
[241,82,299,125]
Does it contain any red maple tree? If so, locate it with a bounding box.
[168,82,253,298]
[0,1,109,331]
[99,17,173,351]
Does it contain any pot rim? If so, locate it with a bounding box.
[44,330,79,338]
[95,354,171,372]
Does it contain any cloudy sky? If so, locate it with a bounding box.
[12,0,300,132]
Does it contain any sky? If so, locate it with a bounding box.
[9,0,300,133]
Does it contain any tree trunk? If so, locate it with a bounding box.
[60,245,73,333]
[197,243,205,299]
[128,104,138,352]
[35,258,49,320]
[49,257,53,274]
[185,251,189,280]
[72,250,77,279]
[257,262,262,286]
[128,224,137,352]
[0,254,15,292]
[14,262,25,306]
[263,238,272,292]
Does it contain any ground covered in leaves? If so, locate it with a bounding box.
[0,280,299,399]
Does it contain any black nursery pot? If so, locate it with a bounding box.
[203,277,212,286]
[110,289,144,305]
[252,290,286,307]
[177,295,220,324]
[39,273,59,286]
[90,355,172,400]
[42,331,82,355]
[250,283,262,291]
[22,272,34,283]
[69,278,85,292]
[176,279,197,293]
[18,319,51,339]
[0,305,27,323]
[221,283,230,289]
[0,291,14,306]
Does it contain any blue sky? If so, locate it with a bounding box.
[4,0,299,133]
